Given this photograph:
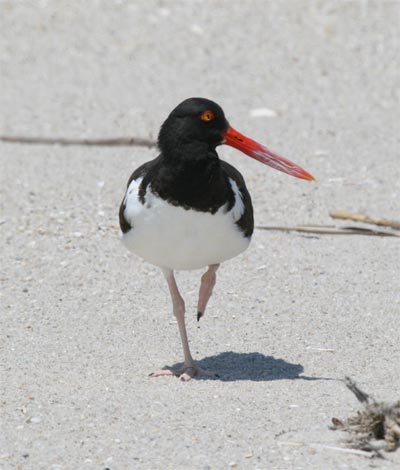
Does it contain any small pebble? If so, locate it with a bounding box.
[250,108,277,117]
[190,24,203,34]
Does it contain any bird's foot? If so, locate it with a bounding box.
[149,364,219,381]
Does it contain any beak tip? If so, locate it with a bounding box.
[302,172,316,181]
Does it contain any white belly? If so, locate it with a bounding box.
[121,178,250,270]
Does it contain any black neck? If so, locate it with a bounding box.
[142,145,234,214]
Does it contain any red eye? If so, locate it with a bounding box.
[200,110,215,122]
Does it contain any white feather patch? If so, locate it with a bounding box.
[121,177,250,271]
[229,178,245,222]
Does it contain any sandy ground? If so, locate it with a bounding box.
[1,1,400,469]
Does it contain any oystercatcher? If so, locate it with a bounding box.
[119,98,314,381]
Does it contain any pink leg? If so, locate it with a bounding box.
[150,268,218,381]
[197,264,219,321]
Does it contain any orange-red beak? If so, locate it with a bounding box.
[222,126,315,181]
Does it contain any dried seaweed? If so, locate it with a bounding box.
[331,377,400,455]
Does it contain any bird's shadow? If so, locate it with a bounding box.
[166,351,332,382]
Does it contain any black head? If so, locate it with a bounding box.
[158,98,229,156]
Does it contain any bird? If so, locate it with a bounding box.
[119,98,314,381]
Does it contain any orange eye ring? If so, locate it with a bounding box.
[200,110,215,122]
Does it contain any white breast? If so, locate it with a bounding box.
[120,177,251,270]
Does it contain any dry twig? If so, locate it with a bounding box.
[256,225,400,237]
[0,135,157,148]
[330,211,400,231]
